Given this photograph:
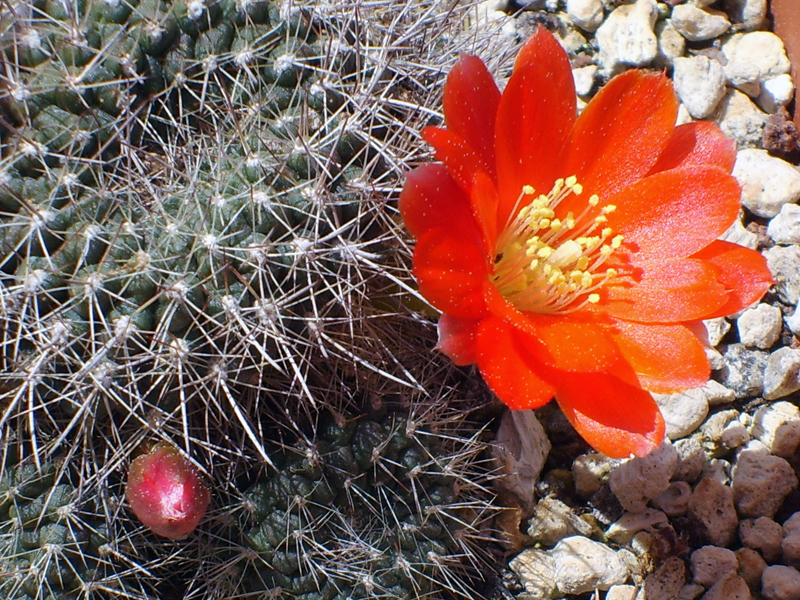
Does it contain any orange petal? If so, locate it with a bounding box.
[422,127,493,192]
[471,171,500,252]
[610,320,709,394]
[400,164,477,240]
[476,317,556,410]
[692,240,774,319]
[555,372,665,458]
[603,167,741,261]
[495,27,576,227]
[443,54,501,178]
[649,121,737,175]
[524,313,622,373]
[560,71,677,205]
[436,314,480,366]
[414,227,489,319]
[604,258,728,323]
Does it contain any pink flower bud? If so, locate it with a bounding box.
[125,443,210,539]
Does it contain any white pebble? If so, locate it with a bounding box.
[654,387,710,440]
[751,402,800,458]
[673,55,727,119]
[723,32,792,80]
[765,244,800,304]
[740,517,784,562]
[737,303,783,349]
[651,481,692,517]
[572,65,598,97]
[688,476,738,546]
[607,584,638,600]
[656,19,686,67]
[704,318,732,346]
[551,536,630,594]
[703,574,752,600]
[572,453,620,497]
[607,508,669,544]
[596,0,658,71]
[733,149,800,218]
[671,5,730,41]
[720,219,760,250]
[724,60,762,97]
[758,74,796,114]
[763,348,800,400]
[509,548,556,598]
[566,0,604,32]
[768,204,800,244]
[724,0,767,31]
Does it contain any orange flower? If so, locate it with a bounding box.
[400,28,773,458]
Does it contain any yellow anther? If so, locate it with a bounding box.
[522,185,535,195]
[576,256,590,270]
[588,293,600,304]
[588,195,600,207]
[539,218,551,229]
[570,270,585,282]
[581,272,593,287]
[601,205,617,214]
[549,271,566,286]
[572,183,583,195]
[565,175,578,188]
[602,227,613,238]
[611,235,624,249]
[550,219,562,231]
[606,268,618,277]
[537,246,553,259]
[594,215,607,225]
[600,245,613,257]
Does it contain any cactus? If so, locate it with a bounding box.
[0,1,511,598]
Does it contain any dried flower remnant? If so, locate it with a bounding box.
[126,443,210,539]
[400,27,772,459]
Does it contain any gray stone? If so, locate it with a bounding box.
[768,204,800,245]
[736,303,782,349]
[701,574,752,600]
[701,457,732,485]
[751,402,800,458]
[596,0,658,71]
[654,387,710,440]
[722,33,791,80]
[609,442,678,513]
[700,409,740,451]
[674,437,705,483]
[720,420,750,450]
[724,0,767,30]
[671,5,730,41]
[718,343,769,399]
[640,557,686,600]
[572,453,620,497]
[732,451,799,518]
[788,301,800,337]
[758,75,796,115]
[761,566,800,600]
[712,90,768,148]
[783,513,800,568]
[679,584,706,600]
[691,546,738,587]
[673,55,727,119]
[736,547,767,591]
[734,149,800,218]
[763,348,800,400]
[651,481,692,517]
[688,477,739,547]
[765,245,800,304]
[724,61,762,97]
[551,536,630,594]
[656,19,685,67]
[607,584,638,600]
[566,0,604,32]
[740,517,783,562]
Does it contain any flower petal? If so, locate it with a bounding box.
[476,317,556,410]
[649,121,737,175]
[692,240,774,319]
[603,167,741,261]
[561,71,677,203]
[400,164,477,240]
[495,27,576,227]
[436,314,480,366]
[471,171,500,252]
[413,227,489,319]
[604,258,728,323]
[422,127,493,192]
[442,54,501,178]
[610,320,709,394]
[555,372,665,458]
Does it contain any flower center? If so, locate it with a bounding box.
[492,176,623,314]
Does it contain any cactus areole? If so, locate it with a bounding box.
[126,443,210,539]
